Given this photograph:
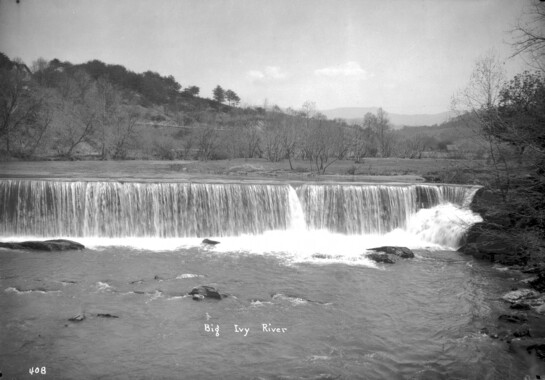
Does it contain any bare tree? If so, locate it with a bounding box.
[512,1,545,71]
[262,117,284,162]
[453,52,511,197]
[375,108,390,157]
[111,109,140,159]
[0,62,50,156]
[194,124,218,161]
[302,118,348,174]
[54,70,99,158]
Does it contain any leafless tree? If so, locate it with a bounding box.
[194,124,218,161]
[512,0,545,71]
[0,62,51,156]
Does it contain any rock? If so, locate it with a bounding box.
[498,313,528,324]
[69,314,85,322]
[510,302,532,310]
[458,243,479,256]
[192,294,205,301]
[202,239,220,245]
[522,265,545,274]
[502,289,540,303]
[480,327,490,335]
[510,338,545,360]
[367,253,395,264]
[368,246,415,258]
[96,313,119,318]
[513,326,531,338]
[536,304,545,315]
[458,222,529,265]
[530,273,545,293]
[0,239,85,252]
[189,285,225,300]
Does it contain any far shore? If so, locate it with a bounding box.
[0,157,486,185]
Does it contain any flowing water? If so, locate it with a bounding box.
[0,179,535,379]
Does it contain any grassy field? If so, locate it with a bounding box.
[0,157,488,184]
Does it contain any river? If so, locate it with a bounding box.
[0,174,537,379]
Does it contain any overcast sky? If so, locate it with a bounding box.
[0,0,530,114]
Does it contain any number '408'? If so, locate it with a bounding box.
[29,366,46,375]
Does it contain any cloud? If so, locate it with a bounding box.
[247,66,287,81]
[314,61,368,78]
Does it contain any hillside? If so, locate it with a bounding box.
[1,52,482,166]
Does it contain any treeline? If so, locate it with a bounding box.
[0,52,463,168]
[0,52,245,160]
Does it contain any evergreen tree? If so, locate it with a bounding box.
[225,89,240,106]
[212,85,225,103]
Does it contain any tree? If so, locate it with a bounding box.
[262,114,284,162]
[0,60,48,156]
[302,117,348,174]
[493,70,545,162]
[512,1,545,70]
[212,85,225,103]
[194,124,218,160]
[280,116,300,170]
[375,108,390,157]
[225,89,240,106]
[110,109,140,159]
[182,85,200,97]
[454,53,511,197]
[53,70,100,157]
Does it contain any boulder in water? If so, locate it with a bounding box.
[202,239,220,246]
[368,246,415,258]
[68,314,85,322]
[367,253,396,264]
[458,222,529,265]
[189,285,226,300]
[0,239,85,251]
[502,289,540,303]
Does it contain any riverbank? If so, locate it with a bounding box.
[0,157,486,183]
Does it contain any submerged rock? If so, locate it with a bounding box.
[510,302,532,310]
[0,239,85,252]
[189,285,226,300]
[96,313,119,318]
[510,338,545,360]
[513,325,531,338]
[367,253,395,264]
[368,246,415,258]
[312,254,333,259]
[529,273,545,293]
[498,313,528,324]
[202,239,220,246]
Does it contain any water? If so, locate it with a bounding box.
[0,179,536,379]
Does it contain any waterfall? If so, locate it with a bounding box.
[296,184,479,234]
[0,180,294,237]
[0,180,481,247]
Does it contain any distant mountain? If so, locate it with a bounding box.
[321,107,453,128]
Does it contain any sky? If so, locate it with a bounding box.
[0,0,532,114]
